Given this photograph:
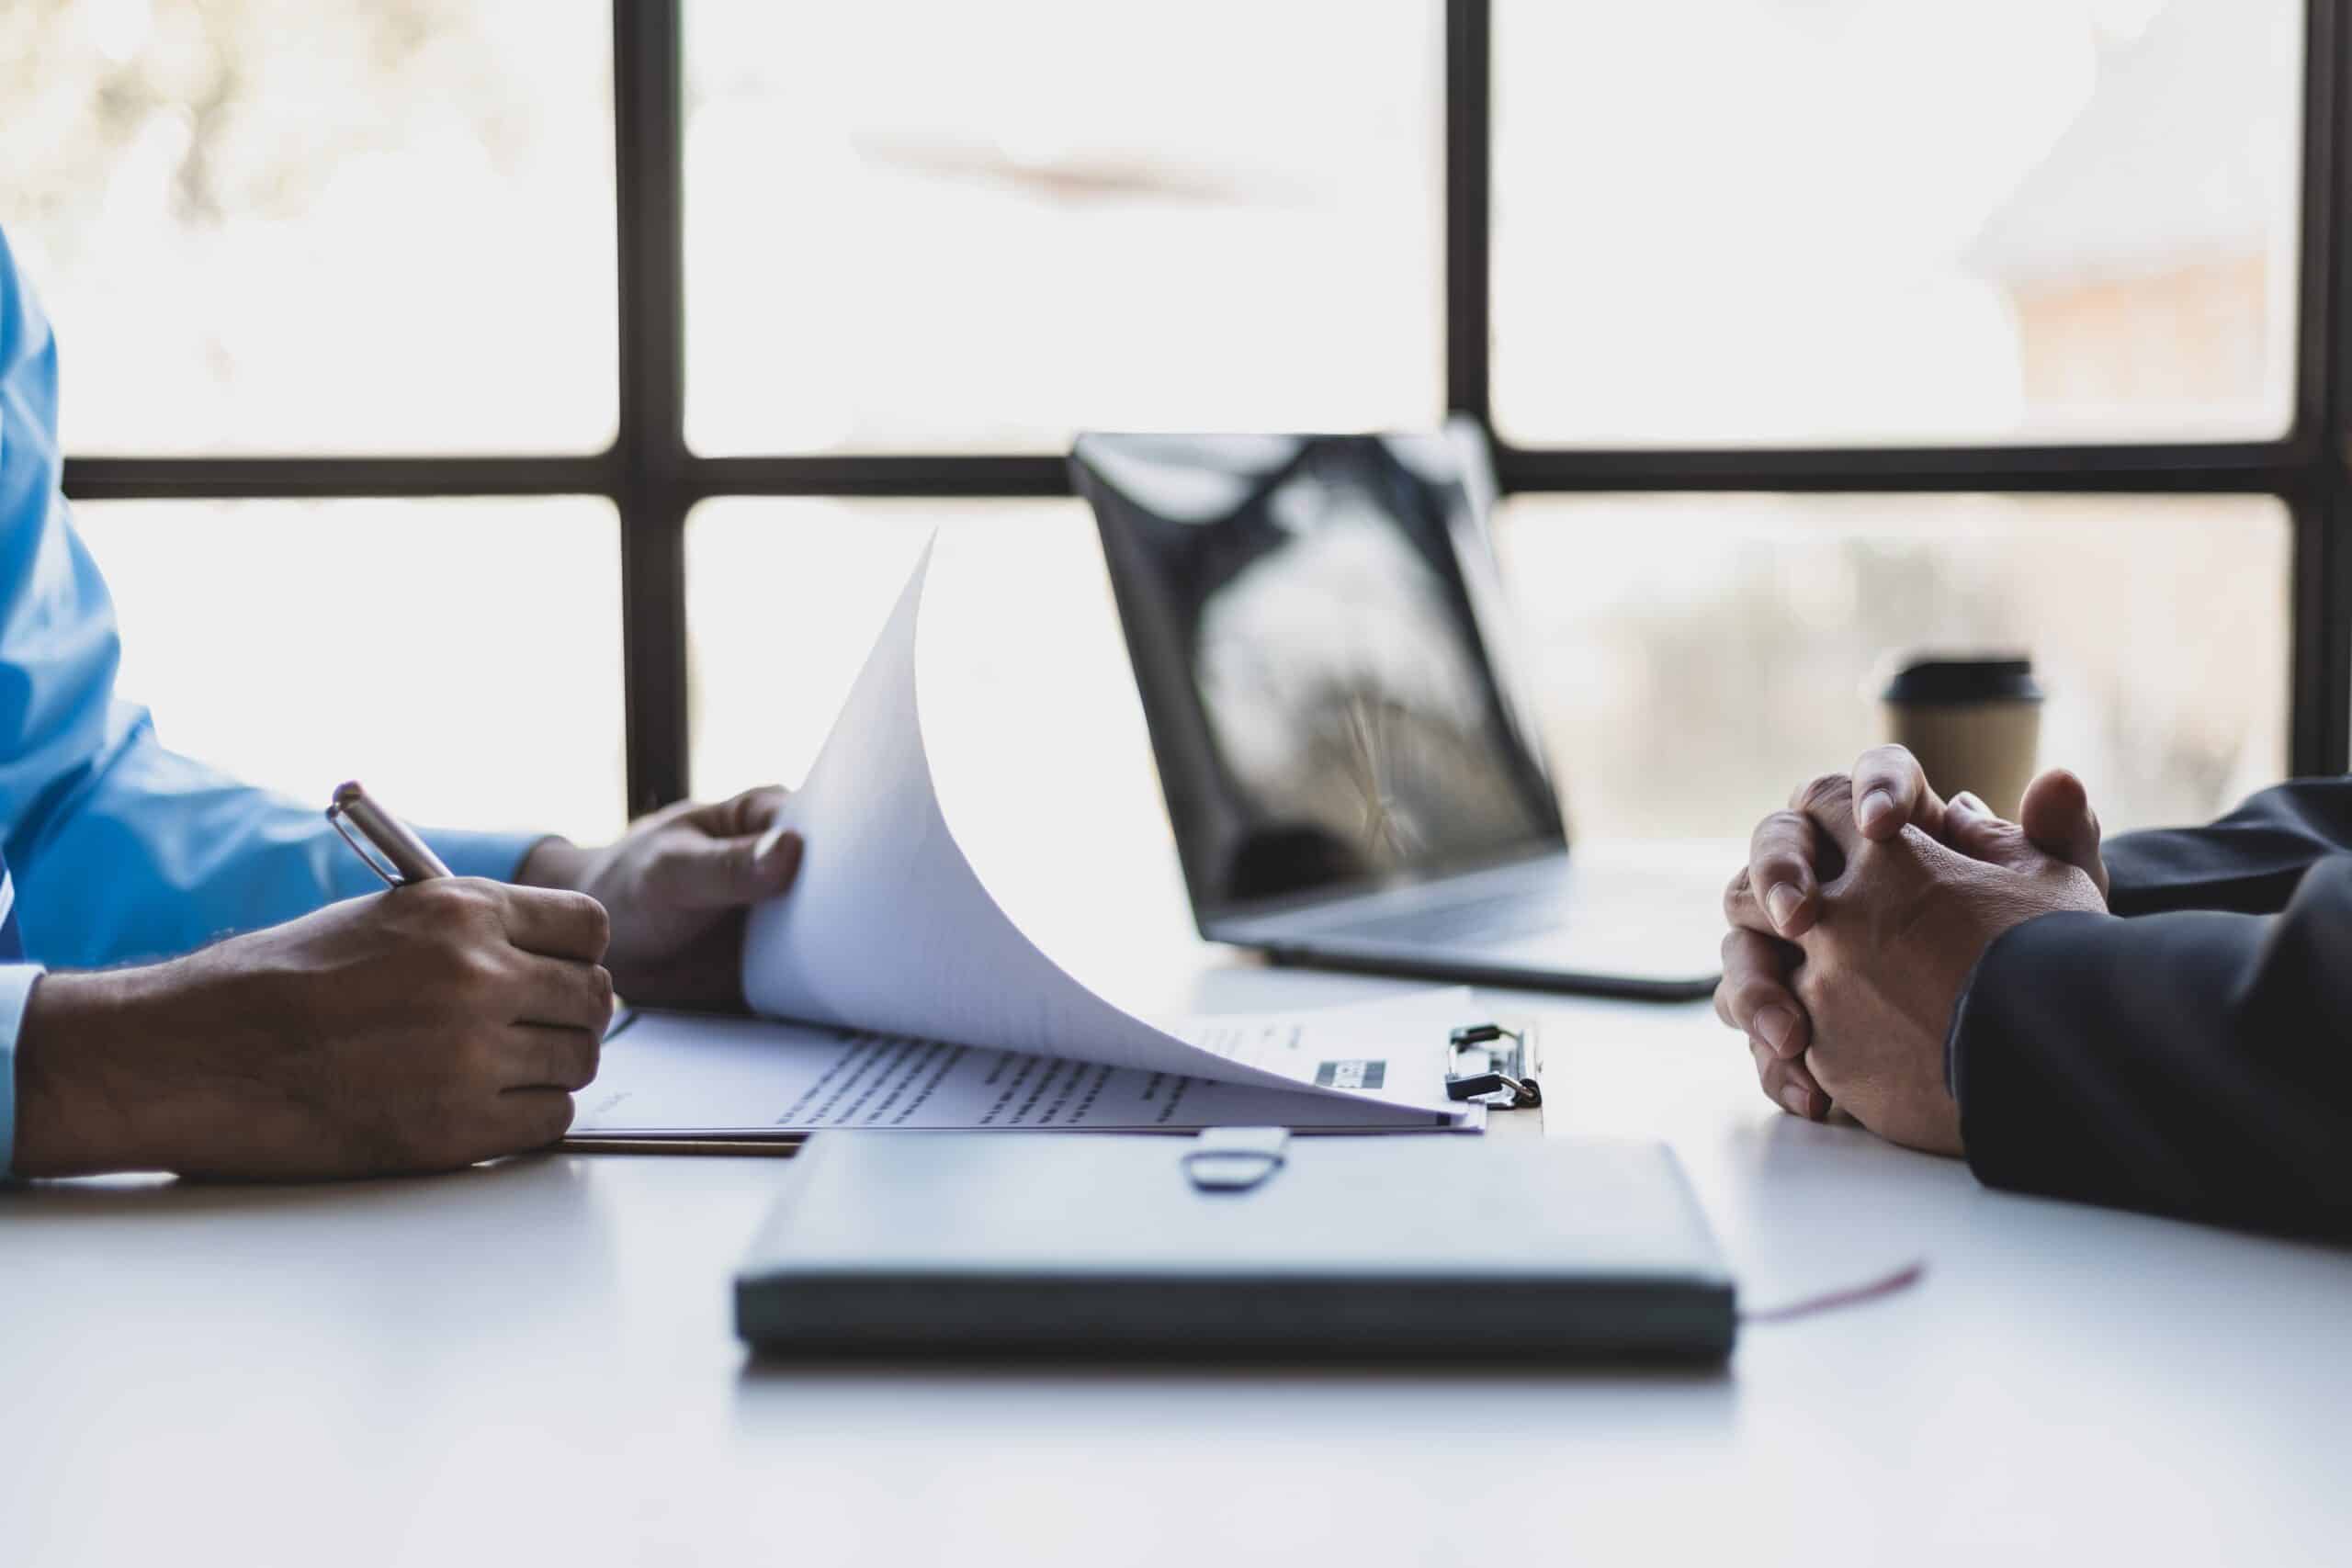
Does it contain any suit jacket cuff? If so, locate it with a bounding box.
[1946,910,2134,1202]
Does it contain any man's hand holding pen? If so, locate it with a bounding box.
[15,878,612,1179]
[10,783,804,1180]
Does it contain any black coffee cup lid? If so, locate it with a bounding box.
[1883,657,2042,705]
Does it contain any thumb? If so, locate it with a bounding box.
[679,784,792,841]
[651,824,805,910]
[1940,791,2041,872]
[2018,767,2109,899]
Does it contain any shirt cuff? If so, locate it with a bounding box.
[0,962,50,1178]
[423,829,546,885]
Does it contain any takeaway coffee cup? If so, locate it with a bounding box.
[1880,656,2044,821]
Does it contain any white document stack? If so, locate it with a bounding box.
[573,544,1482,1139]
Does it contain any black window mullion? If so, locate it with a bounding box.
[615,0,692,817]
[59,454,614,502]
[1445,0,1494,430]
[2289,0,2350,778]
[1497,442,2313,495]
[685,454,1071,501]
[2290,493,2349,777]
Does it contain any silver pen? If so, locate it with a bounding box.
[326,780,453,886]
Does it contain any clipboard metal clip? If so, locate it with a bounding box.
[1445,1023,1542,1110]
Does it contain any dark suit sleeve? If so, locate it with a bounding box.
[2104,778,2352,916]
[1948,857,2352,1236]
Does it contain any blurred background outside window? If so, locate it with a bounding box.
[1495,494,2288,839]
[5,0,616,453]
[0,0,2310,855]
[684,1,1444,453]
[1494,0,2302,447]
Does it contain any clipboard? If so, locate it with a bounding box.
[559,1015,1545,1156]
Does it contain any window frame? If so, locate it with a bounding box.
[57,0,2352,818]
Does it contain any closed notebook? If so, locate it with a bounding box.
[735,1132,1736,1361]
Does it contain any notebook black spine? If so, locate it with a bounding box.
[736,1272,1736,1363]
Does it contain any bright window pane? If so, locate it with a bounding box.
[4,2,616,454]
[683,2,1443,454]
[1495,494,2289,839]
[1493,0,2303,446]
[74,498,626,844]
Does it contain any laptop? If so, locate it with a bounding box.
[1071,420,1723,1000]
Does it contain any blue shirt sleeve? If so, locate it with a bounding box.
[0,228,539,1173]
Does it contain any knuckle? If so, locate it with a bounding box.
[1718,929,1771,981]
[438,945,507,1004]
[428,876,497,916]
[1725,973,1789,1028]
[540,1031,596,1090]
[1749,822,1814,887]
[1856,742,1910,782]
[431,880,507,942]
[457,1026,510,1083]
[407,876,465,908]
[1792,963,1830,1015]
[639,850,690,903]
[520,886,611,953]
[573,893,612,953]
[1795,772,1851,813]
[1747,810,1804,862]
[387,878,461,933]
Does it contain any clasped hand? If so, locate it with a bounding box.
[1714,746,2109,1155]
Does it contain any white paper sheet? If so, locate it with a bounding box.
[738,543,1466,1124]
[577,992,1484,1136]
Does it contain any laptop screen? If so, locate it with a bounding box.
[1075,425,1565,919]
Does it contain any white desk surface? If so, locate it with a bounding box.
[5,942,2347,1568]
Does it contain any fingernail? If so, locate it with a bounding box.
[1754,1005,1797,1055]
[755,823,793,862]
[1765,883,1803,931]
[1859,789,1895,831]
[1779,1084,1814,1118]
[1951,791,1986,817]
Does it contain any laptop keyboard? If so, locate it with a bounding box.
[1324,890,1579,948]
